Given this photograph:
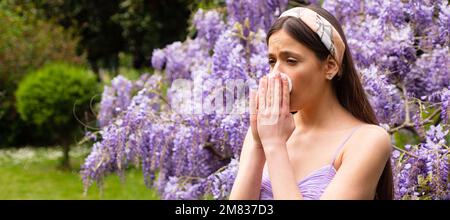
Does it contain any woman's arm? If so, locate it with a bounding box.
[264,145,303,199]
[230,86,267,200]
[229,128,266,200]
[320,125,392,199]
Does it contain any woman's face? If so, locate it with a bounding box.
[267,29,332,111]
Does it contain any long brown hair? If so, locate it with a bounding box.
[266,4,393,200]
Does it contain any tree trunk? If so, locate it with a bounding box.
[60,143,71,170]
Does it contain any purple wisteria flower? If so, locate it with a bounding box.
[151,49,166,70]
[193,9,225,49]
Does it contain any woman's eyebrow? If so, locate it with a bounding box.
[268,50,303,58]
[280,50,303,58]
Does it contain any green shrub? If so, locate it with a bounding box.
[15,63,99,142]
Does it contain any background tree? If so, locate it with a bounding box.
[34,0,193,71]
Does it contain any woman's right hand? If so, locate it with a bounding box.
[249,77,265,148]
[230,85,266,199]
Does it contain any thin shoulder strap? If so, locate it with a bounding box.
[330,125,364,165]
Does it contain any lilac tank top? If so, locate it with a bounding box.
[259,125,363,200]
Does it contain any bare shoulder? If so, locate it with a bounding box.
[360,124,391,148]
[346,124,392,159]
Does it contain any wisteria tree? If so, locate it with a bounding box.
[81,0,449,200]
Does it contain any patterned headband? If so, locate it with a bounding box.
[279,7,346,68]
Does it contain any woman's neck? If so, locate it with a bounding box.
[293,87,357,134]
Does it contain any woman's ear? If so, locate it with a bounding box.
[324,55,339,80]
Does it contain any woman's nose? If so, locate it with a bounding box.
[271,61,285,74]
[269,61,292,92]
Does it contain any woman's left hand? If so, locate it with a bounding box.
[256,72,295,153]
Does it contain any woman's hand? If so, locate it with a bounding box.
[256,72,295,153]
[249,86,263,148]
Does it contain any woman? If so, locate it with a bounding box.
[230,5,393,200]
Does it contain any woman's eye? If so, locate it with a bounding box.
[287,58,297,64]
[268,59,276,65]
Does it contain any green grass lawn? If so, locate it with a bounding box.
[0,146,160,200]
